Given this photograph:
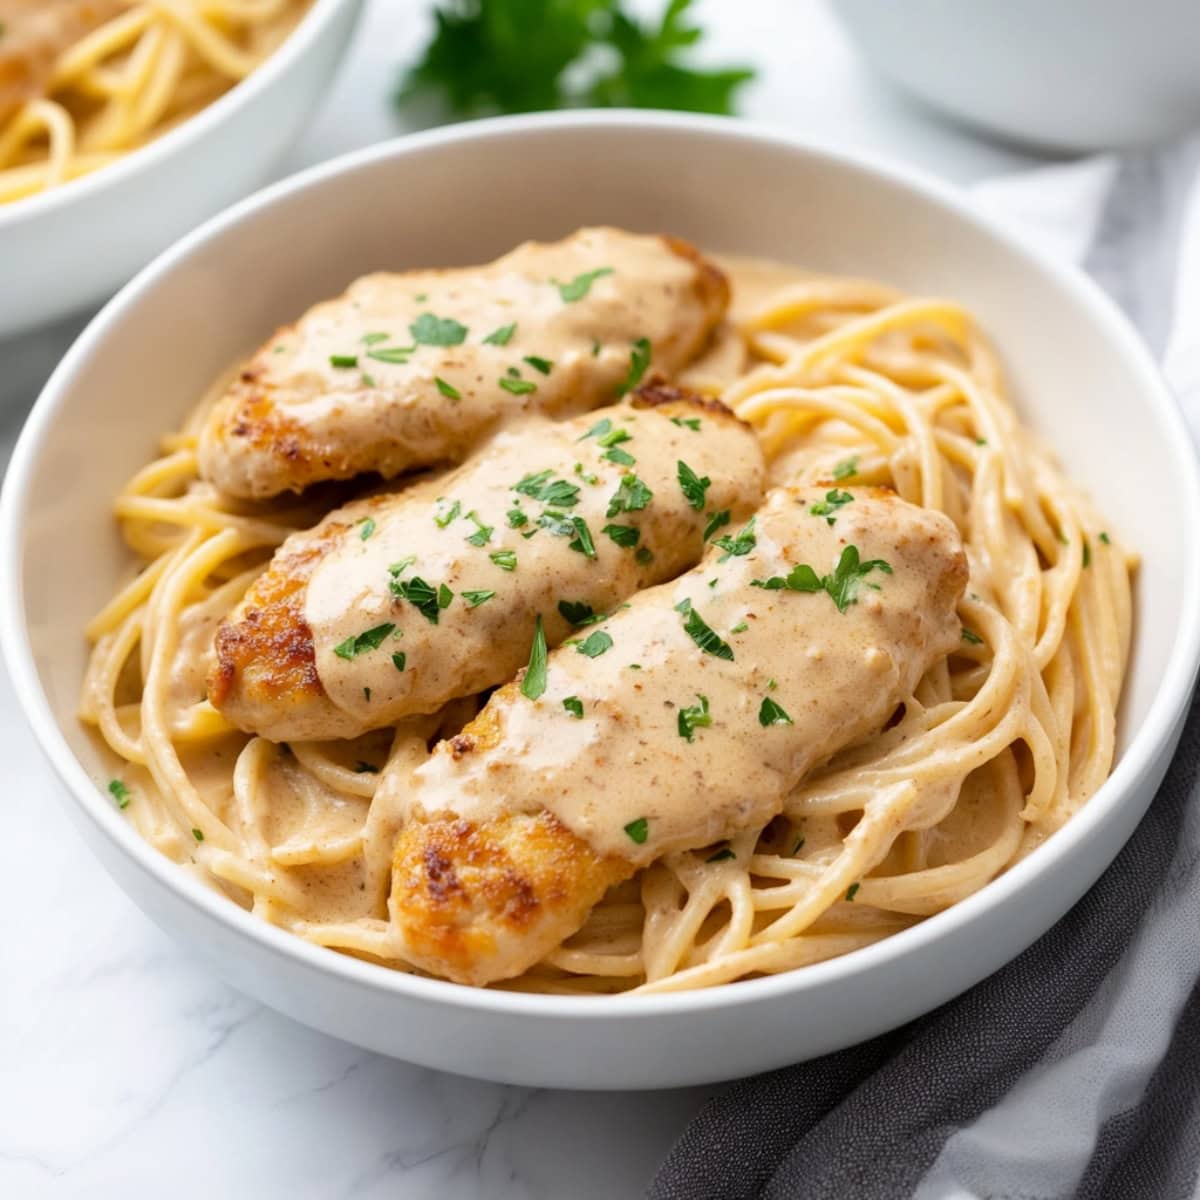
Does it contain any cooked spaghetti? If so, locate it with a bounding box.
[0,0,310,206]
[80,253,1133,995]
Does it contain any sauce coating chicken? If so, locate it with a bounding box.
[197,228,730,499]
[389,487,968,986]
[0,0,124,120]
[209,386,765,742]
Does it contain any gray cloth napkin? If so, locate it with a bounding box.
[650,141,1200,1200]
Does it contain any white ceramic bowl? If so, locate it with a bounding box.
[832,0,1200,153]
[0,0,363,340]
[4,113,1199,1090]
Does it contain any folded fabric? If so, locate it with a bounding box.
[650,139,1200,1200]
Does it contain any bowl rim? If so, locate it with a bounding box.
[0,0,357,231]
[4,109,1199,1021]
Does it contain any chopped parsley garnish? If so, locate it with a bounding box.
[434,498,461,528]
[846,883,861,902]
[713,517,756,561]
[617,336,652,396]
[1100,531,1111,544]
[606,473,653,517]
[976,437,988,446]
[464,510,493,546]
[603,523,640,548]
[603,446,636,466]
[558,600,604,626]
[563,696,584,719]
[809,488,854,525]
[706,846,736,863]
[483,322,516,346]
[499,375,537,395]
[592,338,602,357]
[672,416,702,432]
[354,761,380,774]
[437,584,454,609]
[462,589,496,607]
[392,651,407,672]
[490,549,518,571]
[359,517,376,541]
[752,545,891,614]
[759,697,793,726]
[364,687,372,702]
[394,577,448,623]
[730,620,749,633]
[506,507,528,528]
[108,779,131,809]
[361,332,389,346]
[555,267,613,302]
[577,630,613,657]
[677,460,711,510]
[568,517,597,558]
[575,463,600,485]
[524,355,554,375]
[361,373,377,388]
[388,556,416,576]
[435,376,461,400]
[329,354,358,368]
[680,603,734,660]
[832,456,859,481]
[367,346,415,364]
[334,622,396,659]
[409,312,468,345]
[520,615,548,700]
[792,835,806,854]
[598,426,631,448]
[514,470,580,507]
[539,510,576,537]
[1083,540,1092,568]
[677,693,712,742]
[635,546,654,565]
[962,627,984,645]
[193,828,205,842]
[703,509,731,542]
[624,817,649,845]
[580,417,613,441]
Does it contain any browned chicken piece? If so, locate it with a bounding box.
[0,0,125,121]
[209,386,765,742]
[389,487,969,986]
[196,227,730,499]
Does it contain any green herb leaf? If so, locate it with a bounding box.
[434,498,461,528]
[677,460,711,510]
[617,336,652,396]
[809,488,854,525]
[962,627,984,645]
[464,510,493,546]
[579,417,612,441]
[329,354,358,368]
[361,332,390,346]
[558,600,604,626]
[555,267,613,302]
[392,651,407,672]
[832,455,859,481]
[523,355,554,375]
[759,696,793,726]
[577,630,613,657]
[624,817,649,845]
[193,827,205,842]
[483,322,516,346]
[435,376,461,400]
[410,312,468,346]
[706,846,735,863]
[355,761,380,774]
[1100,531,1111,544]
[367,346,415,364]
[563,696,584,718]
[712,516,756,561]
[506,507,528,528]
[681,605,734,660]
[499,375,537,395]
[574,462,600,485]
[603,523,640,548]
[635,546,654,565]
[846,882,861,902]
[359,517,376,541]
[603,446,636,466]
[388,556,416,576]
[108,779,131,809]
[606,473,653,517]
[703,508,731,542]
[824,545,892,613]
[462,589,496,607]
[672,416,702,431]
[334,622,397,659]
[394,577,444,624]
[490,549,518,571]
[677,693,712,742]
[568,516,597,558]
[520,615,548,700]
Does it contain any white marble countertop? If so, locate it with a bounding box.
[0,3,1045,1196]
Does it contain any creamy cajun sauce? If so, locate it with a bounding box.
[408,487,967,864]
[304,397,765,736]
[198,228,728,499]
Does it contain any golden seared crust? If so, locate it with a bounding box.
[661,234,732,316]
[390,809,632,987]
[208,515,353,733]
[630,382,747,427]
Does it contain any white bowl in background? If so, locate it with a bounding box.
[0,0,363,340]
[833,0,1200,153]
[3,112,1198,1090]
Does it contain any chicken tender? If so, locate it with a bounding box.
[197,228,730,499]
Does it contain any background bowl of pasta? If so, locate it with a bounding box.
[0,0,362,339]
[3,112,1199,1090]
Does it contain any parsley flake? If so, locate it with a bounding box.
[577,630,613,657]
[359,517,376,541]
[483,322,516,346]
[490,549,518,571]
[809,488,854,525]
[603,522,640,548]
[677,693,712,742]
[523,355,554,375]
[617,337,652,396]
[499,375,537,395]
[568,517,597,558]
[703,509,731,542]
[681,604,734,660]
[846,883,861,902]
[624,817,649,845]
[962,627,984,645]
[752,546,891,614]
[329,354,358,368]
[334,623,396,659]
[759,697,793,726]
[832,456,859,481]
[677,460,711,510]
[563,696,584,719]
[713,517,756,561]
[558,600,604,626]
[672,416,702,432]
[410,312,468,346]
[434,498,461,528]
[462,589,496,607]
[606,473,653,517]
[108,779,131,809]
[707,846,736,863]
[392,651,407,672]
[435,376,461,400]
[520,615,548,700]
[555,267,613,302]
[464,510,493,546]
